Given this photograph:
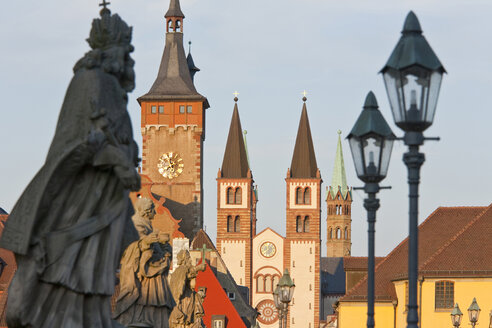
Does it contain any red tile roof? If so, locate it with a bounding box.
[343,257,385,271]
[341,206,488,301]
[0,214,15,328]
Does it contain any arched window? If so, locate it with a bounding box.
[344,227,348,239]
[234,216,240,232]
[265,275,272,293]
[303,188,311,205]
[304,216,310,233]
[256,275,264,292]
[227,187,234,204]
[273,275,280,290]
[329,228,333,239]
[296,216,302,232]
[227,216,232,232]
[296,187,303,204]
[175,19,181,32]
[235,187,242,204]
[336,227,341,239]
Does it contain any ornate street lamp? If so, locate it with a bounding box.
[347,91,395,328]
[381,11,445,328]
[450,303,463,328]
[468,298,481,328]
[273,269,295,328]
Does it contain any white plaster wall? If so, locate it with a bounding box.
[290,240,316,328]
[221,240,246,285]
[219,182,248,209]
[289,182,318,209]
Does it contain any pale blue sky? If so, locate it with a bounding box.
[1,0,491,257]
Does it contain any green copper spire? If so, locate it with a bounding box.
[330,130,348,199]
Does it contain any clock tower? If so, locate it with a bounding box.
[137,0,209,239]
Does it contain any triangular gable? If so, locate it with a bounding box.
[196,262,247,328]
[255,227,285,240]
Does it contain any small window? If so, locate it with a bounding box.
[329,228,333,239]
[292,261,295,267]
[235,187,242,204]
[227,187,234,204]
[304,187,311,204]
[227,216,232,232]
[179,105,185,113]
[304,216,310,233]
[344,227,348,239]
[336,227,341,239]
[187,105,193,113]
[213,321,223,328]
[240,260,243,267]
[234,216,240,232]
[158,105,164,113]
[265,276,272,293]
[296,216,302,232]
[296,187,303,204]
[257,275,264,292]
[151,105,157,113]
[228,292,235,300]
[435,281,454,309]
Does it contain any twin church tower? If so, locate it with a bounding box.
[137,0,353,327]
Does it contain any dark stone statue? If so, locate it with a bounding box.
[114,198,175,328]
[169,250,207,328]
[0,7,140,328]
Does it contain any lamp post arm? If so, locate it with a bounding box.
[404,133,426,328]
[364,182,381,328]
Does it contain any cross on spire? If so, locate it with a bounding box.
[99,0,111,10]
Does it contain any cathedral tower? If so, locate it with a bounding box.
[326,131,353,257]
[217,97,257,298]
[285,97,321,328]
[137,0,209,239]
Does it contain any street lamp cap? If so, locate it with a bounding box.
[363,91,378,109]
[402,11,422,34]
[468,298,481,311]
[451,303,463,316]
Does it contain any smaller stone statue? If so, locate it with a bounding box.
[114,198,175,328]
[169,250,207,328]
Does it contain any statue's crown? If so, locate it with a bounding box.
[87,9,132,50]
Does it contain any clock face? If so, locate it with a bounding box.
[157,152,184,179]
[260,242,276,258]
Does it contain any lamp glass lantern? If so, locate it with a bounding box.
[347,92,395,184]
[277,269,295,304]
[468,298,481,323]
[381,11,445,132]
[273,285,282,310]
[451,303,463,327]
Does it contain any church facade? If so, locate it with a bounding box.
[216,99,353,328]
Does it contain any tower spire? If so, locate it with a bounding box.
[186,41,200,82]
[330,130,349,199]
[221,96,250,178]
[138,0,208,108]
[290,96,318,178]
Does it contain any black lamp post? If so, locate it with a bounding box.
[273,269,295,328]
[381,11,445,328]
[451,303,463,328]
[468,298,481,328]
[347,91,395,328]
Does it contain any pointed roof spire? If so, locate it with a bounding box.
[243,130,251,168]
[330,130,349,199]
[186,41,200,82]
[138,0,209,108]
[221,96,250,178]
[290,96,318,178]
[165,0,185,18]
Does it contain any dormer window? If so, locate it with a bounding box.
[212,315,226,328]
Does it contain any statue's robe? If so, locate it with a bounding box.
[114,225,175,327]
[0,67,138,328]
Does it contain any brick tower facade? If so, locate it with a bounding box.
[217,98,257,300]
[326,131,353,257]
[284,98,321,328]
[137,0,209,239]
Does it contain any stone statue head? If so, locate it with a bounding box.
[135,197,156,221]
[74,8,135,92]
[176,249,191,266]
